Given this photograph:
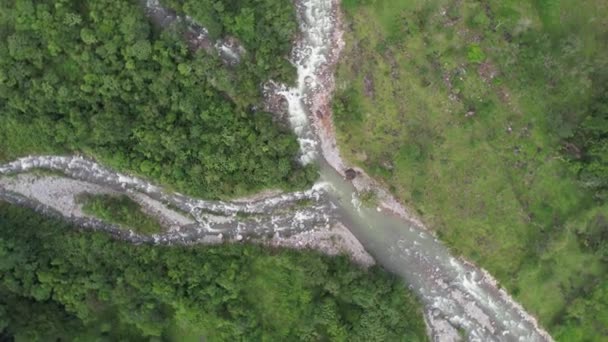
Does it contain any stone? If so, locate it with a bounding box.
[344,168,357,180]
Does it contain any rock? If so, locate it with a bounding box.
[355,151,368,162]
[381,160,394,170]
[344,168,357,180]
[279,97,289,112]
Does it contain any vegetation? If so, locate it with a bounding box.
[333,0,608,340]
[0,0,315,199]
[159,0,297,84]
[358,190,378,207]
[0,202,428,341]
[79,193,164,235]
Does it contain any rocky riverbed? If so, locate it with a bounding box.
[0,157,372,265]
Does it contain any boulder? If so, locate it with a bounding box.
[345,168,357,180]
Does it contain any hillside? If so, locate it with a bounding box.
[333,0,608,339]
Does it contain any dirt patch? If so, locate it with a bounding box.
[363,73,375,98]
[478,61,498,82]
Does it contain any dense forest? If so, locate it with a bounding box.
[0,0,315,199]
[0,202,428,341]
[333,0,608,340]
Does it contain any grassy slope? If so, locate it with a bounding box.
[79,194,163,235]
[335,0,608,338]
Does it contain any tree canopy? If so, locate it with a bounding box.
[0,202,428,341]
[0,0,314,199]
[160,0,298,84]
[79,193,164,235]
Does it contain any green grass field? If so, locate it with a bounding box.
[79,194,164,235]
[334,0,608,339]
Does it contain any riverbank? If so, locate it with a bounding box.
[0,0,315,200]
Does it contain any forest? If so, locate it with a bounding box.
[0,203,428,341]
[333,0,608,340]
[0,0,315,199]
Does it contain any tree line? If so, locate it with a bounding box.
[0,202,428,341]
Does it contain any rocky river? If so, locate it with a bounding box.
[0,0,554,341]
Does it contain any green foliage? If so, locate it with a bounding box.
[333,0,608,340]
[533,0,561,29]
[0,202,428,341]
[555,280,608,340]
[568,73,608,201]
[79,194,163,235]
[576,213,608,260]
[342,0,372,13]
[359,190,379,207]
[160,0,298,84]
[0,0,313,199]
[466,44,486,63]
[333,86,364,125]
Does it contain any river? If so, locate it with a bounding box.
[0,0,553,341]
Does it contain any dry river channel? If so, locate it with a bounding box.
[0,0,554,341]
